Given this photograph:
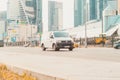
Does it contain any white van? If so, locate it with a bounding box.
[41,31,74,51]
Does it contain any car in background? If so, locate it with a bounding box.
[113,40,120,49]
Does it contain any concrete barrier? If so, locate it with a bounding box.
[0,64,65,80]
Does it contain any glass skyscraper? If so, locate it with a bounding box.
[74,0,109,27]
[25,0,36,24]
[36,0,42,33]
[89,0,97,20]
[48,1,63,31]
[74,0,86,27]
[18,0,42,33]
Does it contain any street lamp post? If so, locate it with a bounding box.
[31,22,33,41]
[85,0,89,48]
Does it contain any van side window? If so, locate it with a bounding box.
[49,33,54,39]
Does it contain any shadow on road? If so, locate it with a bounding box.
[46,49,71,52]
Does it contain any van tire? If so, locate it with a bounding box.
[53,44,59,51]
[41,44,46,51]
[69,47,73,51]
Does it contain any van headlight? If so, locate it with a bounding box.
[56,40,61,43]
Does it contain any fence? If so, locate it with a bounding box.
[74,36,120,48]
[4,41,40,47]
[3,36,120,48]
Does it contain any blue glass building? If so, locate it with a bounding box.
[89,0,97,20]
[36,0,42,33]
[74,0,86,27]
[48,1,63,31]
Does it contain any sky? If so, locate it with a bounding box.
[0,0,8,11]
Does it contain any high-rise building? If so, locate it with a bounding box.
[74,0,86,27]
[36,0,42,33]
[89,0,97,20]
[74,0,115,28]
[7,0,34,26]
[74,0,98,27]
[7,0,42,33]
[48,1,63,31]
[18,0,36,24]
[7,0,40,42]
[7,0,21,29]
[97,0,115,20]
[42,0,74,32]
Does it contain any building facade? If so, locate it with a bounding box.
[48,1,63,31]
[7,0,39,42]
[74,0,86,27]
[89,0,97,20]
[103,0,119,32]
[42,0,74,32]
[18,0,36,24]
[36,0,42,33]
[0,11,7,33]
[74,0,106,27]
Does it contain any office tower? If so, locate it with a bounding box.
[48,1,63,31]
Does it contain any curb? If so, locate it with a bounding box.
[0,64,65,80]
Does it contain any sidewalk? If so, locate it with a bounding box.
[0,51,120,80]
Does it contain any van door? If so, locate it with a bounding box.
[42,32,49,48]
[44,32,53,48]
[49,33,54,48]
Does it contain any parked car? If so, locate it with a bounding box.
[113,40,120,49]
[41,31,74,51]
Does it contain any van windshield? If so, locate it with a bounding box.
[54,32,69,37]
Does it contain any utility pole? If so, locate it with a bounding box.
[31,21,33,46]
[85,0,88,48]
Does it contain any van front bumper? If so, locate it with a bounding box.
[56,42,74,48]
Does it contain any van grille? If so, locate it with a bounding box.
[61,41,66,43]
[61,41,71,43]
[68,41,72,43]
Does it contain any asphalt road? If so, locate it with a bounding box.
[0,47,120,80]
[0,47,120,62]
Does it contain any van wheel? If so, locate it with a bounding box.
[53,44,59,51]
[41,44,46,51]
[69,47,73,51]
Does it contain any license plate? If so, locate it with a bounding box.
[65,46,70,48]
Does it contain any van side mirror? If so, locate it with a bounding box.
[50,35,54,39]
